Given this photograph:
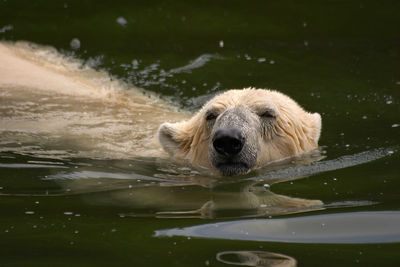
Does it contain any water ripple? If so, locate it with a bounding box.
[251,147,396,183]
[155,211,400,244]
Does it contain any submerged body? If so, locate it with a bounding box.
[0,42,188,159]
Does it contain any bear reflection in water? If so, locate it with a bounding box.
[0,42,321,176]
[54,156,324,219]
[216,251,296,267]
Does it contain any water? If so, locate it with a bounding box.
[1,1,400,266]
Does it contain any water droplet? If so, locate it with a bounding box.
[70,38,80,50]
[64,211,73,215]
[219,40,224,48]
[258,57,266,63]
[269,60,275,64]
[25,211,35,215]
[304,40,309,46]
[302,22,307,27]
[392,124,399,128]
[74,230,79,234]
[116,16,127,26]
[0,24,13,33]
[362,115,367,119]
[205,260,210,266]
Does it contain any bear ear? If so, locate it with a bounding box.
[311,112,322,143]
[157,122,184,155]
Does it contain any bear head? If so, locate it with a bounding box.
[158,88,321,176]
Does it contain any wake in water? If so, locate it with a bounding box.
[0,41,189,160]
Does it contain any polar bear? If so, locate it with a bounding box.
[0,41,321,176]
[158,89,321,176]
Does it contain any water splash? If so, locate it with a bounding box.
[0,24,13,33]
[125,53,221,98]
[169,54,219,74]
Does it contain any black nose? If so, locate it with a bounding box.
[212,128,244,156]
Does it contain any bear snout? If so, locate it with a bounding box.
[212,128,245,157]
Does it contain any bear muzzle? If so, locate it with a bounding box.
[212,128,250,176]
[209,109,259,176]
[210,127,255,176]
[212,127,245,157]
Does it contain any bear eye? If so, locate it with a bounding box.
[259,109,275,119]
[205,111,218,121]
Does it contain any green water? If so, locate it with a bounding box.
[1,0,400,266]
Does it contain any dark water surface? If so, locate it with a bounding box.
[1,1,400,266]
